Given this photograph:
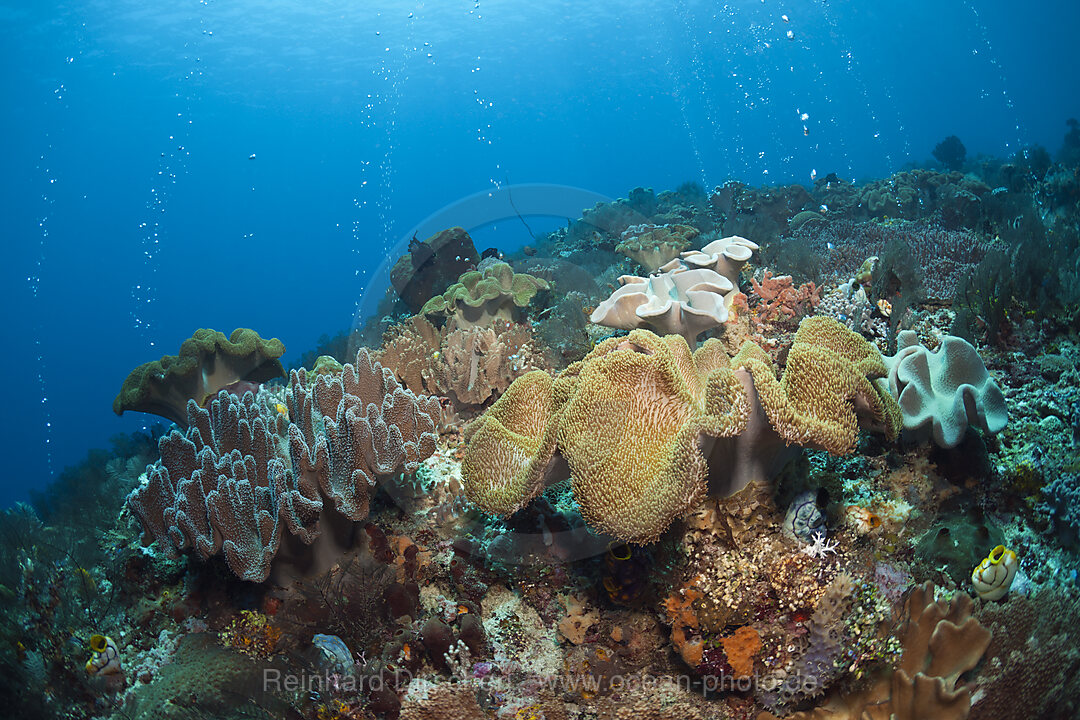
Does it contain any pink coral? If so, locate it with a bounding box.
[749,270,821,327]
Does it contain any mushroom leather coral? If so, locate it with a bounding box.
[758,582,992,720]
[463,317,900,543]
[881,330,1007,448]
[128,349,440,583]
[735,315,901,455]
[616,223,700,272]
[588,264,735,345]
[420,261,548,328]
[113,328,286,428]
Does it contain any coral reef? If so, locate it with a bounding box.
[391,227,480,312]
[420,262,549,328]
[464,316,900,543]
[113,328,286,427]
[15,159,1080,720]
[127,349,440,582]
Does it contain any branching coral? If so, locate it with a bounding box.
[749,270,822,327]
[114,328,286,427]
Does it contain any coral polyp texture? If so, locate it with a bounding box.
[464,315,901,543]
[615,222,700,272]
[420,261,549,328]
[127,348,439,582]
[113,327,286,427]
[376,315,546,410]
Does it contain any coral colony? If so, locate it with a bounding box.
[5,131,1080,720]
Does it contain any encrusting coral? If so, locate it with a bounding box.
[464,316,901,543]
[127,348,440,582]
[113,328,286,427]
[420,261,549,328]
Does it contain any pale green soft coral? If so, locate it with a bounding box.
[880,330,1007,448]
[420,261,549,328]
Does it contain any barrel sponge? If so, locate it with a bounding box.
[557,331,750,542]
[420,261,549,328]
[461,370,560,516]
[882,331,1007,448]
[114,328,286,428]
[735,316,901,455]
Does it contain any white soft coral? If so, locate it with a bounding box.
[802,530,839,559]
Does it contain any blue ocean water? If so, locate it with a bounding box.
[0,0,1077,510]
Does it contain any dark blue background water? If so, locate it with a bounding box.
[1,0,1076,508]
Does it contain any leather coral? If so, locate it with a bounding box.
[463,316,900,543]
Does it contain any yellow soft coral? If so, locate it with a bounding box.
[463,317,899,543]
[462,370,559,516]
[557,331,749,542]
[735,315,900,454]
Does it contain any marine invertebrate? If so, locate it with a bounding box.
[882,330,1007,447]
[801,531,839,559]
[113,328,286,427]
[783,490,825,542]
[85,634,121,676]
[679,234,759,286]
[219,610,282,659]
[933,135,967,171]
[720,625,761,678]
[971,545,1018,601]
[420,261,549,328]
[464,317,901,543]
[735,315,901,455]
[127,349,440,582]
[378,314,545,410]
[588,262,734,345]
[749,270,821,326]
[616,223,699,272]
[761,582,993,720]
